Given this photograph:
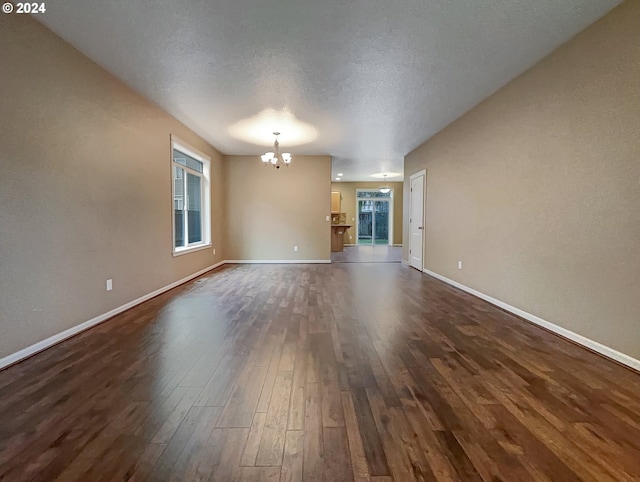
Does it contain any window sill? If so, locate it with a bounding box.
[173,243,212,257]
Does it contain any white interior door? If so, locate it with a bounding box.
[409,172,425,270]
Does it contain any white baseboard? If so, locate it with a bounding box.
[423,269,640,372]
[226,260,331,264]
[344,244,356,247]
[401,259,410,265]
[0,261,226,370]
[392,244,403,247]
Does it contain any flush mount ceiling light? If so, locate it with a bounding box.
[261,132,292,169]
[379,174,391,193]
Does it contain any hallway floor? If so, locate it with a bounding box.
[331,245,403,263]
[1,263,639,480]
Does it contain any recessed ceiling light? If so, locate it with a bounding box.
[337,173,343,176]
[336,177,341,180]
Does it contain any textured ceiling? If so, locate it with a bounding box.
[38,0,621,181]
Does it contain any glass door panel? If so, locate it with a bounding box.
[357,199,390,245]
[373,201,389,245]
[358,200,373,245]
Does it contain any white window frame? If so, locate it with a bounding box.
[171,135,211,256]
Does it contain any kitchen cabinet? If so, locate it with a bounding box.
[331,191,341,213]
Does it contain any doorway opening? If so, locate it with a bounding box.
[356,190,392,246]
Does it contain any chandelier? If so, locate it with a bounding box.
[379,174,391,193]
[261,132,292,169]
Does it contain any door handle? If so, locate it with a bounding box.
[418,226,423,230]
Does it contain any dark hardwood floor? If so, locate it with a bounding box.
[1,263,639,481]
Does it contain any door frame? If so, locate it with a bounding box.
[409,170,426,270]
[355,189,394,246]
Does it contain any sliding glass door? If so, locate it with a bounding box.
[357,191,391,245]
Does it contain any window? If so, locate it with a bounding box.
[171,136,211,255]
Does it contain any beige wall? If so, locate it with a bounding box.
[330,182,403,245]
[404,1,640,359]
[0,15,225,359]
[224,156,332,261]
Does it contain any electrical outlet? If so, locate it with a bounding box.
[458,260,463,270]
[325,215,330,221]
[106,279,113,291]
[294,246,298,252]
[213,248,216,255]
[349,235,352,239]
